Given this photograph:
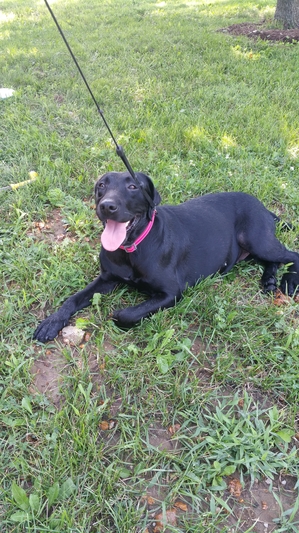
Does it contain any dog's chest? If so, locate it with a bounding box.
[102,250,152,290]
[119,267,154,295]
[120,263,150,290]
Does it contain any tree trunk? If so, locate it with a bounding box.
[274,0,299,29]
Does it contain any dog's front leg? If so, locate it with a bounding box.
[113,292,178,328]
[33,275,118,343]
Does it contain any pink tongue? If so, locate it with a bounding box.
[101,220,127,251]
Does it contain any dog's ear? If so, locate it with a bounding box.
[137,172,161,209]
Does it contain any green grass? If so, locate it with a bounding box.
[1,0,299,531]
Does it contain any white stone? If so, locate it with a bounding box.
[61,325,85,345]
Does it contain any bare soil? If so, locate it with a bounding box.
[27,208,69,243]
[218,22,299,42]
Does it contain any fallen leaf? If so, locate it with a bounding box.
[99,419,116,431]
[141,494,156,506]
[262,501,268,510]
[108,419,117,429]
[273,290,291,306]
[168,423,181,435]
[153,508,177,532]
[147,496,156,505]
[228,478,243,498]
[99,420,110,430]
[34,221,45,230]
[174,499,188,511]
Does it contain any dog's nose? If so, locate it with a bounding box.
[100,199,118,215]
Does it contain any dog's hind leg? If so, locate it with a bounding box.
[280,261,299,296]
[259,247,299,296]
[245,237,299,296]
[238,218,299,296]
[261,262,280,293]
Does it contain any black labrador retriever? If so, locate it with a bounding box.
[34,171,299,342]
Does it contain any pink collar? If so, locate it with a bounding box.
[120,210,157,253]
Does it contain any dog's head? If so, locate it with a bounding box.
[94,171,161,251]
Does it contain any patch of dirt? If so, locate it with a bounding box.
[28,206,101,247]
[224,472,299,532]
[218,22,299,42]
[29,346,68,407]
[28,208,70,244]
[30,336,119,409]
[147,421,181,452]
[141,472,299,532]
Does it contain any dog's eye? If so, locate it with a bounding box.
[128,184,137,190]
[98,182,105,189]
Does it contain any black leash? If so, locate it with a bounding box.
[43,0,155,209]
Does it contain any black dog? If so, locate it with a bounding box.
[33,171,299,342]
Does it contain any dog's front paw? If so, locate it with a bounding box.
[280,273,299,297]
[112,309,138,329]
[33,313,68,343]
